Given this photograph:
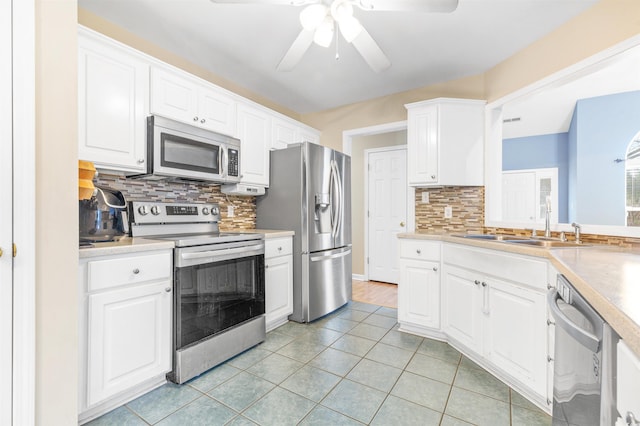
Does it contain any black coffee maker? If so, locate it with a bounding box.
[79,186,129,244]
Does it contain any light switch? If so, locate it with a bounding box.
[421,192,430,203]
[227,205,235,217]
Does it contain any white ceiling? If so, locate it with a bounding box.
[79,0,600,114]
[502,42,640,139]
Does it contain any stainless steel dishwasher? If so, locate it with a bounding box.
[548,274,618,426]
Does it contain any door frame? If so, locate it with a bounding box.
[11,0,36,424]
[365,145,407,283]
[342,121,414,281]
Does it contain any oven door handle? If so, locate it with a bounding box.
[180,244,264,262]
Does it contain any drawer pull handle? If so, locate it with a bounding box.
[165,287,171,293]
[416,249,421,254]
[432,267,438,272]
[133,268,140,274]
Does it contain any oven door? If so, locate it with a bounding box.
[174,241,265,350]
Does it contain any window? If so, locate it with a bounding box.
[625,132,640,226]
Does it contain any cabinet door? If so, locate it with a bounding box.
[407,104,439,185]
[237,104,271,186]
[484,278,547,398]
[271,117,299,150]
[442,265,482,353]
[265,254,293,330]
[78,36,148,172]
[398,259,440,329]
[87,281,172,407]
[618,341,640,424]
[198,86,237,136]
[150,67,198,124]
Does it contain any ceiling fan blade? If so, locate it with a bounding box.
[210,0,317,5]
[277,29,315,71]
[354,0,459,13]
[351,27,391,73]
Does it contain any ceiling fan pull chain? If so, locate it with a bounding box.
[335,28,340,61]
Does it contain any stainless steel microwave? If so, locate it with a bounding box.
[130,115,240,184]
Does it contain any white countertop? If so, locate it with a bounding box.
[399,232,640,357]
[79,237,175,259]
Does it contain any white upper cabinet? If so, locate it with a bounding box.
[78,28,149,173]
[406,98,485,187]
[150,67,237,137]
[271,117,298,150]
[271,117,321,150]
[237,104,271,186]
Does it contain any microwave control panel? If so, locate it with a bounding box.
[227,149,239,177]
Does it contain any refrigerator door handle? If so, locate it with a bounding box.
[334,160,343,238]
[330,160,340,239]
[310,247,352,262]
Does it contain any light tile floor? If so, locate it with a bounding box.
[88,302,552,426]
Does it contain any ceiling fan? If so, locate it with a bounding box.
[210,0,459,72]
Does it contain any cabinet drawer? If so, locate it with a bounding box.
[400,239,441,261]
[88,251,172,292]
[265,237,292,259]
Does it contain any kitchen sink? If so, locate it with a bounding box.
[452,234,529,241]
[503,239,588,248]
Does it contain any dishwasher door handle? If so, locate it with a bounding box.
[548,289,601,353]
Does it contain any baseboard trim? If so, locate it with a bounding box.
[352,274,366,281]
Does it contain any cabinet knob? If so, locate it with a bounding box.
[481,281,487,287]
[193,116,199,122]
[474,280,481,285]
[133,268,140,274]
[265,264,269,269]
[432,267,438,272]
[200,118,206,124]
[0,247,2,257]
[400,222,405,227]
[431,175,436,179]
[416,249,421,254]
[137,159,145,164]
[165,287,171,293]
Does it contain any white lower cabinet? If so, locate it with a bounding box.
[617,340,640,425]
[442,264,483,353]
[398,240,441,332]
[399,238,551,412]
[79,250,173,422]
[264,237,293,331]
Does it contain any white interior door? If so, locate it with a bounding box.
[0,0,13,422]
[367,147,407,284]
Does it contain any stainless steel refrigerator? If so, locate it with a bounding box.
[257,142,352,323]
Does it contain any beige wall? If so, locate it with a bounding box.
[351,131,407,276]
[36,0,78,423]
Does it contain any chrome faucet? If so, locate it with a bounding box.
[544,198,552,238]
[571,222,582,244]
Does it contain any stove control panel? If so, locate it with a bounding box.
[130,202,221,225]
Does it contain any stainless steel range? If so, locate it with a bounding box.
[129,201,266,384]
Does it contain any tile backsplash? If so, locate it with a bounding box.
[415,186,484,233]
[94,174,256,230]
[414,185,640,248]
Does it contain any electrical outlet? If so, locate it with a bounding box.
[227,205,234,217]
[421,192,430,203]
[444,205,453,219]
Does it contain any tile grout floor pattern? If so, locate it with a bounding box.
[88,302,552,426]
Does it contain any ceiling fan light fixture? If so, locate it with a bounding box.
[339,15,362,43]
[331,0,354,22]
[313,16,334,47]
[300,4,327,30]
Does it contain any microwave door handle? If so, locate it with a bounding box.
[220,146,225,177]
